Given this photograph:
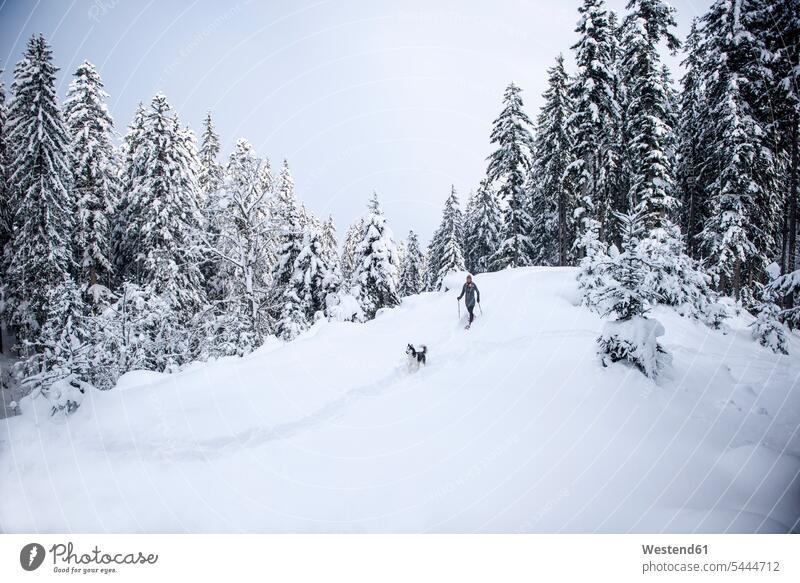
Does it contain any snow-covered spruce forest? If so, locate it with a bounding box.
[4,0,797,406]
[0,0,799,531]
[0,0,796,410]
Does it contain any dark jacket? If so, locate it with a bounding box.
[458,282,480,307]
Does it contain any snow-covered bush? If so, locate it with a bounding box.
[701,300,729,331]
[750,301,788,355]
[598,316,671,378]
[766,269,800,328]
[42,375,91,416]
[325,289,364,323]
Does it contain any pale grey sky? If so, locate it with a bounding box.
[0,0,709,241]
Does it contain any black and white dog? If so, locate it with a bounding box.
[405,344,427,372]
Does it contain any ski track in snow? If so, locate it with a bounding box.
[105,367,414,461]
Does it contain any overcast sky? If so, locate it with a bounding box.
[0,0,710,242]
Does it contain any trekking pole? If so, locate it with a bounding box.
[458,299,461,319]
[479,302,483,316]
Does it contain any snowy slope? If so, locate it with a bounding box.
[2,267,799,533]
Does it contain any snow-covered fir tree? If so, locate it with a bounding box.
[576,217,609,308]
[428,185,465,290]
[421,247,433,291]
[320,215,339,266]
[625,0,680,49]
[63,60,118,291]
[660,63,681,201]
[437,230,466,290]
[395,238,407,289]
[5,34,74,340]
[398,230,425,297]
[196,113,226,298]
[609,9,633,221]
[675,19,709,257]
[268,160,306,273]
[122,94,207,340]
[340,217,364,283]
[299,202,323,237]
[747,0,799,316]
[596,212,654,321]
[486,83,536,269]
[567,0,621,244]
[637,220,724,326]
[698,0,779,302]
[270,177,304,326]
[750,298,789,354]
[276,227,341,341]
[596,210,670,377]
[198,112,224,198]
[258,159,281,272]
[352,192,400,320]
[113,103,146,282]
[463,180,502,275]
[275,281,308,341]
[273,159,297,227]
[531,54,576,266]
[622,0,680,229]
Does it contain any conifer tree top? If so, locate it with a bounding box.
[200,112,221,157]
[625,0,680,52]
[486,83,534,182]
[64,60,114,137]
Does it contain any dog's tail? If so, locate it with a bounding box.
[419,345,427,354]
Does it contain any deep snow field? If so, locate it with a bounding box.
[1,267,799,533]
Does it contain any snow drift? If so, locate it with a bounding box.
[1,267,799,533]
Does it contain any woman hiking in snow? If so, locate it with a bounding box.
[457,275,480,327]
